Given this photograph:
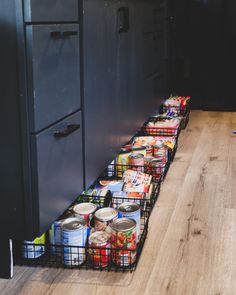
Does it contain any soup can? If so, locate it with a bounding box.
[131,145,147,157]
[94,207,118,231]
[129,153,144,172]
[118,202,141,242]
[73,202,97,226]
[153,143,168,163]
[22,233,46,259]
[88,231,111,268]
[61,218,87,266]
[110,218,137,266]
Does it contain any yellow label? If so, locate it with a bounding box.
[33,233,46,245]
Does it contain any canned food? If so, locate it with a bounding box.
[153,144,168,163]
[116,150,131,177]
[88,231,111,268]
[94,207,118,231]
[61,218,87,266]
[144,144,153,157]
[49,219,66,256]
[73,203,97,226]
[110,218,137,266]
[118,202,141,242]
[112,191,147,209]
[80,189,111,208]
[131,145,147,157]
[129,153,144,172]
[22,233,46,259]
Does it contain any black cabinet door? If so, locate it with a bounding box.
[31,111,83,235]
[23,0,79,22]
[26,24,80,132]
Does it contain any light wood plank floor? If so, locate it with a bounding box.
[1,110,236,295]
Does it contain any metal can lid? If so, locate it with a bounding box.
[129,153,144,160]
[73,202,97,215]
[89,231,110,245]
[95,207,118,222]
[131,145,146,151]
[110,218,136,232]
[118,202,140,213]
[61,217,86,231]
[154,143,164,148]
[151,159,165,166]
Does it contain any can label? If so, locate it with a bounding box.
[112,191,146,210]
[111,228,137,266]
[49,220,64,256]
[88,232,111,268]
[62,226,87,266]
[118,210,141,242]
[116,151,131,177]
[22,233,46,259]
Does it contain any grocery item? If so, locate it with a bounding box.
[94,207,118,231]
[22,233,46,259]
[110,218,137,266]
[61,218,87,266]
[118,202,141,242]
[88,231,111,268]
[73,203,97,226]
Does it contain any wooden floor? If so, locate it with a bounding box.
[1,110,236,295]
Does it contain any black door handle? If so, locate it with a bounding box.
[62,31,78,37]
[118,7,129,33]
[54,124,80,138]
[50,31,78,39]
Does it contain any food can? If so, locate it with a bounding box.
[116,150,131,177]
[22,233,46,259]
[88,231,111,268]
[80,189,111,208]
[118,203,141,242]
[73,202,97,226]
[110,218,137,266]
[144,144,153,157]
[112,191,146,209]
[49,219,66,256]
[129,153,144,172]
[61,218,87,266]
[131,145,147,157]
[153,143,168,163]
[94,207,118,231]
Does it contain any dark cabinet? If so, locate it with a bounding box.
[23,0,79,22]
[26,24,81,132]
[31,111,83,233]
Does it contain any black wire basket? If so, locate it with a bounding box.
[14,207,149,273]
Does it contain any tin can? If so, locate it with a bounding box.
[153,144,168,163]
[144,144,153,157]
[116,150,131,177]
[129,153,144,172]
[49,219,66,256]
[112,191,146,209]
[131,145,147,157]
[88,231,111,268]
[61,218,87,266]
[81,189,111,208]
[110,218,137,266]
[73,203,97,226]
[118,202,141,242]
[94,207,118,231]
[22,233,46,259]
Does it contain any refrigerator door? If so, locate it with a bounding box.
[31,111,83,235]
[23,0,79,22]
[26,24,80,132]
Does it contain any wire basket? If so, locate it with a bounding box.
[15,209,149,272]
[141,120,181,137]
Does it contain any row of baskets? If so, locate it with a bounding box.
[15,95,190,272]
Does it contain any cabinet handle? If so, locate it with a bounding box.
[62,31,78,37]
[50,31,62,39]
[118,7,129,33]
[54,124,80,138]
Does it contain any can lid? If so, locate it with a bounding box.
[61,218,86,231]
[95,207,118,222]
[110,218,136,232]
[118,202,140,213]
[89,231,110,245]
[129,153,144,160]
[73,202,97,215]
[131,145,146,151]
[151,159,165,166]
